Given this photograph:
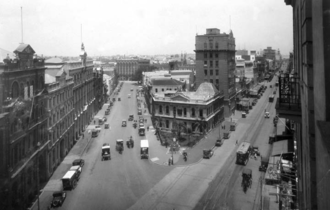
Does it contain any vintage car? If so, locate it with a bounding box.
[105,123,109,129]
[242,112,247,118]
[118,97,121,101]
[259,156,269,172]
[103,116,107,122]
[242,168,252,193]
[102,143,111,161]
[51,191,66,207]
[126,137,134,148]
[203,149,214,159]
[215,139,224,147]
[128,115,134,121]
[116,139,124,153]
[265,112,270,118]
[72,159,84,168]
[122,120,127,127]
[133,122,137,128]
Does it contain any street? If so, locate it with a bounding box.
[56,82,172,210]
[193,77,281,210]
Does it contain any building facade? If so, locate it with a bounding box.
[195,28,236,117]
[263,46,276,61]
[44,68,74,177]
[0,44,48,209]
[152,82,224,134]
[115,59,139,81]
[275,0,330,209]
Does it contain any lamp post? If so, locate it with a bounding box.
[36,141,41,210]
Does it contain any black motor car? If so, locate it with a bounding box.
[215,139,223,147]
[203,149,214,159]
[51,191,66,207]
[72,159,85,167]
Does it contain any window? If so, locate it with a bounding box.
[215,61,219,67]
[191,108,195,117]
[210,79,213,84]
[162,88,164,92]
[210,53,213,58]
[216,79,219,85]
[199,109,203,117]
[216,70,219,75]
[204,53,207,58]
[204,60,207,66]
[215,53,218,58]
[159,105,163,114]
[166,106,169,114]
[177,109,182,116]
[215,42,219,49]
[204,43,207,49]
[210,61,213,67]
[204,70,207,76]
[166,120,169,128]
[184,108,187,116]
[210,70,213,76]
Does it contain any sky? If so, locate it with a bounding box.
[0,0,293,57]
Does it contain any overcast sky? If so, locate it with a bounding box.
[0,0,293,57]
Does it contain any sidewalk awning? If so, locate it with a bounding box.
[271,140,288,156]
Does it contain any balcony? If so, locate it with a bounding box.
[275,73,301,122]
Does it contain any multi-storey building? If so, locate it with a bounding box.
[115,59,139,81]
[195,28,236,117]
[152,82,224,133]
[45,44,96,140]
[263,46,276,61]
[93,66,105,110]
[275,0,330,209]
[0,44,47,209]
[44,65,74,176]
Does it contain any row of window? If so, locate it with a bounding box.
[158,106,207,118]
[154,87,178,93]
[204,53,219,59]
[11,77,44,99]
[204,69,219,76]
[49,88,73,108]
[204,42,219,49]
[204,60,219,67]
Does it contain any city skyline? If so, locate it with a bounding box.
[1,0,293,57]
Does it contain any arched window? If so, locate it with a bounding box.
[166,106,169,114]
[11,81,19,98]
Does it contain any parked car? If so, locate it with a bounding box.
[105,123,109,129]
[203,149,214,159]
[103,116,107,122]
[128,115,134,121]
[72,159,84,167]
[51,191,66,207]
[215,139,224,147]
[95,125,102,132]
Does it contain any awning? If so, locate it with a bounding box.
[271,140,288,156]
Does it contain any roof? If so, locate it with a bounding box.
[195,82,219,96]
[151,78,183,86]
[102,145,110,149]
[237,142,251,154]
[45,57,64,64]
[45,73,56,84]
[140,139,149,147]
[14,43,35,54]
[62,170,76,179]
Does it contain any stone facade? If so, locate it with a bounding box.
[152,82,224,135]
[0,44,48,209]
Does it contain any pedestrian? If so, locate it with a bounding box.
[235,139,238,145]
[168,158,171,166]
[147,126,149,131]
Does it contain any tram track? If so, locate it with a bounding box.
[195,91,274,210]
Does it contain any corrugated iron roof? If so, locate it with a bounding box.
[151,78,183,86]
